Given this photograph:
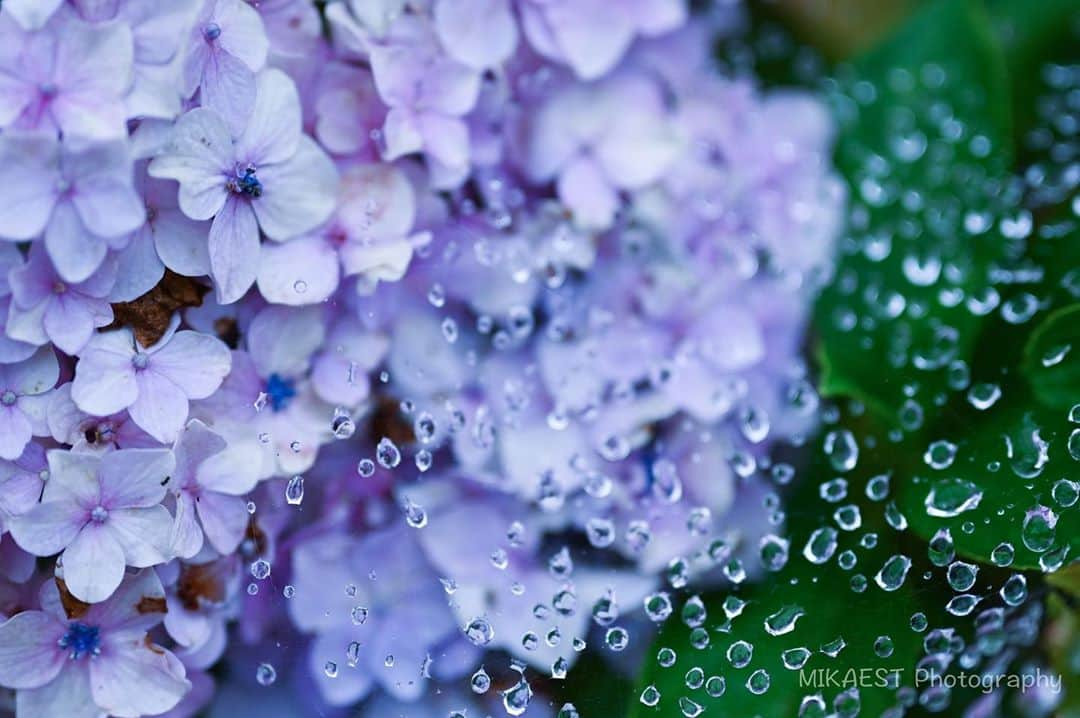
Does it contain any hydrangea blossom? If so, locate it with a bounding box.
[8,448,175,602]
[150,68,338,302]
[71,322,231,443]
[0,569,189,717]
[0,1,844,715]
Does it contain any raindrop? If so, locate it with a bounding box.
[376,437,401,468]
[285,476,304,506]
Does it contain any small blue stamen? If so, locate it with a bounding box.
[59,622,100,660]
[204,23,222,41]
[230,166,263,198]
[264,374,296,412]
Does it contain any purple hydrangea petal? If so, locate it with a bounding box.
[62,523,127,603]
[208,196,261,303]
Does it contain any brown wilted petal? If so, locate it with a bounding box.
[109,271,209,347]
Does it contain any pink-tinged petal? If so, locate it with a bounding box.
[151,208,212,277]
[129,372,189,443]
[105,505,173,567]
[89,638,189,718]
[98,448,174,509]
[83,568,167,634]
[0,133,59,240]
[44,450,101,506]
[213,0,270,71]
[207,197,260,303]
[170,491,204,559]
[7,501,84,556]
[382,107,424,161]
[434,0,517,69]
[62,524,126,603]
[417,111,469,169]
[247,305,325,377]
[71,334,139,417]
[16,664,97,718]
[250,136,338,240]
[195,441,260,495]
[3,0,64,29]
[256,235,339,305]
[0,611,65,688]
[236,68,301,165]
[109,231,165,303]
[0,406,32,460]
[195,491,248,554]
[557,155,619,229]
[43,295,102,356]
[200,49,258,133]
[0,345,58,395]
[148,108,233,221]
[45,202,108,283]
[150,330,232,399]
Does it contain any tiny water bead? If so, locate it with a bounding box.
[470,667,491,694]
[375,437,401,468]
[285,475,304,505]
[255,663,277,687]
[501,677,532,717]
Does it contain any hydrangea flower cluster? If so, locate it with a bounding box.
[0,1,844,715]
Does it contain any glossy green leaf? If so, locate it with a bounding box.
[814,0,1014,422]
[1022,303,1080,409]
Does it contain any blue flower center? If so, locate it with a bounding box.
[203,23,222,41]
[59,622,100,660]
[0,390,15,406]
[265,373,296,412]
[229,166,263,198]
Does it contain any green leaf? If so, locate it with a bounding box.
[1022,303,1080,409]
[987,0,1080,149]
[814,0,1014,422]
[630,427,988,717]
[894,399,1080,571]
